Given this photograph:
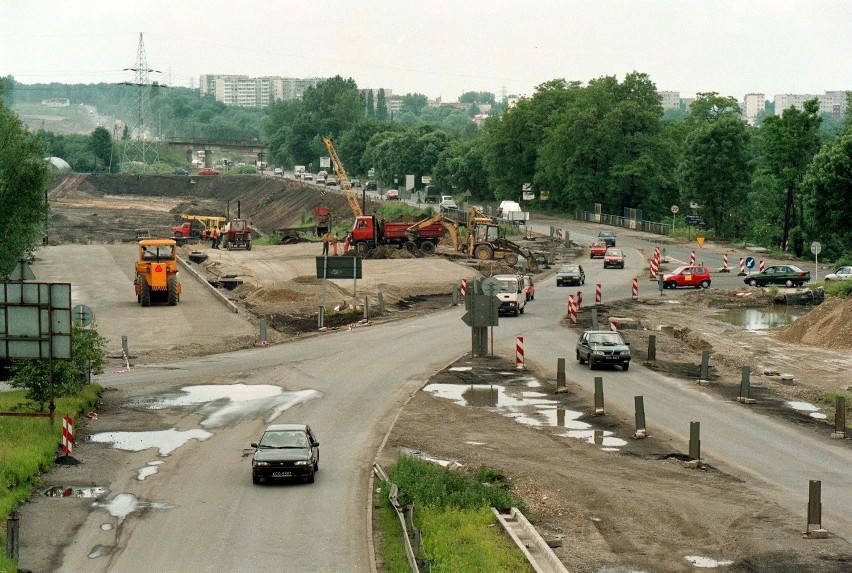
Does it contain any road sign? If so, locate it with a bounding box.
[810,241,821,255]
[7,260,36,281]
[670,205,679,214]
[745,257,756,269]
[315,256,362,279]
[696,237,705,248]
[72,304,94,327]
[685,215,706,227]
[368,168,375,177]
[421,175,432,184]
[0,282,72,359]
[481,277,500,296]
[319,156,330,168]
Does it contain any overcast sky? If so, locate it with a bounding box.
[3,0,850,102]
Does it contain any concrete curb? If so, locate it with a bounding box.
[176,255,240,313]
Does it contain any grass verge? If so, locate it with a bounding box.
[377,456,533,573]
[0,384,102,573]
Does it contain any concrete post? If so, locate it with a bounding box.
[738,366,755,403]
[317,305,325,329]
[452,284,459,306]
[591,308,599,330]
[377,292,385,313]
[699,351,710,383]
[647,334,656,362]
[806,480,829,537]
[5,511,19,561]
[832,396,847,439]
[594,376,605,415]
[633,396,647,439]
[258,317,267,344]
[363,296,369,320]
[687,421,701,467]
[556,358,566,389]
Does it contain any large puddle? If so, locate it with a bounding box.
[713,306,810,330]
[423,378,627,451]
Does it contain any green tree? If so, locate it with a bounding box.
[376,88,388,121]
[365,89,375,118]
[9,325,107,410]
[459,91,495,104]
[433,136,491,200]
[400,93,428,116]
[89,126,113,172]
[677,116,752,237]
[801,131,852,260]
[0,101,50,276]
[760,99,822,253]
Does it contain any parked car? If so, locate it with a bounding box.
[302,173,313,181]
[556,264,585,286]
[744,265,811,287]
[365,181,378,191]
[351,179,361,188]
[523,275,535,301]
[589,241,608,258]
[325,177,338,186]
[824,266,852,281]
[250,423,320,484]
[315,175,326,185]
[273,167,283,176]
[597,230,616,247]
[198,168,220,175]
[603,248,625,269]
[385,189,400,201]
[439,195,458,210]
[173,168,189,175]
[576,330,631,371]
[663,265,711,289]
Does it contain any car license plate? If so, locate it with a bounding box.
[271,471,292,477]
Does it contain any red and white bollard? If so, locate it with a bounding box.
[632,276,639,300]
[568,295,577,325]
[610,319,619,332]
[61,416,73,455]
[759,259,765,272]
[576,290,582,311]
[738,257,746,276]
[516,336,524,370]
[689,250,696,265]
[595,283,602,305]
[721,252,729,272]
[459,278,467,299]
[649,257,659,280]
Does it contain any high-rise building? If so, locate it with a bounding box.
[658,91,681,110]
[774,91,850,119]
[743,93,765,125]
[199,75,327,108]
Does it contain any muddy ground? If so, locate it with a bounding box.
[35,175,852,572]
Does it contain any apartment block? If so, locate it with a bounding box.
[199,74,327,108]
[658,91,681,110]
[743,93,765,125]
[774,91,850,119]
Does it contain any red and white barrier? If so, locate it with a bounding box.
[595,283,602,305]
[568,295,577,324]
[722,253,729,272]
[738,257,746,276]
[689,250,696,265]
[610,319,619,332]
[632,277,639,300]
[61,416,73,455]
[649,257,659,279]
[759,259,765,272]
[516,336,524,370]
[459,278,467,299]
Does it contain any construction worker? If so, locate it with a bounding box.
[210,226,219,249]
[331,232,339,256]
[321,231,330,256]
[215,225,223,249]
[342,232,351,254]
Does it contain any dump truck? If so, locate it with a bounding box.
[134,238,181,306]
[171,215,226,239]
[221,219,252,250]
[349,215,444,254]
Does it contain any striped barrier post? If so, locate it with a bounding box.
[759,259,765,272]
[738,257,746,276]
[516,336,524,370]
[459,278,467,299]
[649,257,658,280]
[595,283,602,305]
[721,253,729,272]
[61,416,73,455]
[632,276,639,300]
[568,295,577,325]
[689,250,696,265]
[610,319,618,331]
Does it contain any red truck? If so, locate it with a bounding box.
[172,221,205,239]
[349,216,444,255]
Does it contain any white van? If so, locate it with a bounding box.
[492,274,526,316]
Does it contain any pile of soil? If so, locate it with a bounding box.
[777,296,852,348]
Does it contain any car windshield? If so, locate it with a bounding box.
[259,431,309,448]
[498,280,517,293]
[606,250,623,256]
[141,245,174,261]
[600,232,614,237]
[560,266,578,273]
[588,333,624,345]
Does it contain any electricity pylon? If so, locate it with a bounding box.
[120,33,161,173]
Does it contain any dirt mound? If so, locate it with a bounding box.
[364,245,422,259]
[776,296,852,348]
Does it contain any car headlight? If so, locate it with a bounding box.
[254,461,269,467]
[592,350,605,356]
[293,460,311,466]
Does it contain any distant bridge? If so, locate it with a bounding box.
[164,138,269,166]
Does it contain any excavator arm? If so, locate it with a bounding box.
[405,214,463,252]
[321,136,362,217]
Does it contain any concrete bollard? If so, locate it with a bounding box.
[685,421,702,468]
[832,396,847,439]
[258,317,268,346]
[698,350,710,384]
[591,308,599,330]
[5,510,20,561]
[805,480,829,538]
[452,284,459,306]
[363,296,370,320]
[377,292,385,313]
[738,366,756,403]
[647,335,656,363]
[556,358,566,391]
[317,305,325,329]
[594,376,605,415]
[633,396,647,439]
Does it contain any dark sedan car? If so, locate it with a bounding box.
[744,265,810,288]
[597,231,616,247]
[576,330,631,371]
[251,423,320,484]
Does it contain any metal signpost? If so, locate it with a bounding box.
[811,241,821,281]
[315,256,363,328]
[461,279,499,356]
[670,205,679,233]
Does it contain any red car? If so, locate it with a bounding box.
[663,266,711,289]
[589,241,608,258]
[603,248,625,269]
[198,168,220,175]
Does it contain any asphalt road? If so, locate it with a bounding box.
[21,224,851,571]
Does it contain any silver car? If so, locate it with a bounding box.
[824,266,852,281]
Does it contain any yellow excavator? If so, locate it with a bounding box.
[465,207,539,271]
[321,136,362,218]
[404,213,462,254]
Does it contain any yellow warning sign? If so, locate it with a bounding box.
[696,237,705,248]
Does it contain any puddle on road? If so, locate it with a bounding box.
[130,384,323,428]
[87,428,213,455]
[91,492,173,526]
[786,400,828,419]
[88,545,114,559]
[137,460,164,480]
[684,555,734,568]
[423,380,621,450]
[714,306,810,330]
[43,486,108,498]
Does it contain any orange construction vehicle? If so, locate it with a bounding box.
[135,238,181,306]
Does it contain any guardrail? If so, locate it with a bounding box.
[373,464,421,573]
[576,211,671,235]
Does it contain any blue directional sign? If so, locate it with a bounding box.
[745,257,756,269]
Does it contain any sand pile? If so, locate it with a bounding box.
[776,296,852,348]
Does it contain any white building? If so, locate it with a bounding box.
[774,91,850,119]
[199,75,327,108]
[743,93,765,125]
[658,91,681,109]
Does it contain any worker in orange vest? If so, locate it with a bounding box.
[210,226,219,249]
[331,232,339,256]
[343,232,351,254]
[321,231,330,256]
